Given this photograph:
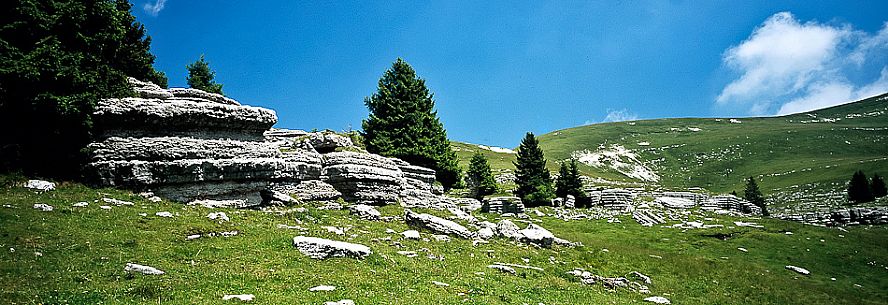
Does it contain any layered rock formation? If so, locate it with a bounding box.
[87,78,461,210]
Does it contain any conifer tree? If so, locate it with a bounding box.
[361,58,461,189]
[848,170,875,204]
[555,158,584,202]
[870,173,886,198]
[466,152,497,199]
[186,55,223,94]
[0,0,167,177]
[743,176,768,216]
[514,132,554,206]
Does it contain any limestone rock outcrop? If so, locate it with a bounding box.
[88,78,462,210]
[481,197,525,214]
[85,78,317,208]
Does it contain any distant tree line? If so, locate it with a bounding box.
[848,170,887,204]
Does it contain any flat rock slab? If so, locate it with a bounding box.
[786,265,810,275]
[124,263,164,275]
[24,180,55,191]
[405,209,474,239]
[293,236,371,259]
[644,296,671,304]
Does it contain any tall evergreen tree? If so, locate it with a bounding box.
[848,170,875,204]
[361,58,461,189]
[743,176,768,216]
[555,158,584,202]
[0,0,167,177]
[466,152,497,199]
[514,132,554,207]
[869,173,886,198]
[186,55,223,94]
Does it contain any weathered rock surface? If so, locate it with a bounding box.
[292,236,372,259]
[349,204,381,220]
[168,87,239,105]
[24,180,55,191]
[93,97,275,140]
[87,137,281,162]
[306,132,354,153]
[405,209,474,239]
[495,219,522,240]
[321,151,404,205]
[128,77,173,99]
[271,180,342,202]
[124,263,165,275]
[518,224,555,248]
[482,197,525,214]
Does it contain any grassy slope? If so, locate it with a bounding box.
[2,182,887,304]
[535,94,888,195]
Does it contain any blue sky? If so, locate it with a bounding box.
[134,1,888,148]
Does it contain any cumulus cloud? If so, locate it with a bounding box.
[602,109,638,123]
[717,12,888,115]
[143,0,168,17]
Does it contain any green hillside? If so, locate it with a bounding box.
[454,94,888,212]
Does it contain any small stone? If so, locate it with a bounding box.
[323,300,355,305]
[488,264,517,274]
[432,235,451,242]
[349,204,381,220]
[644,296,671,304]
[222,294,254,302]
[432,281,449,287]
[397,251,418,258]
[124,263,165,275]
[207,212,229,222]
[309,285,336,292]
[24,180,55,191]
[33,203,53,212]
[100,206,112,210]
[738,247,748,252]
[785,265,810,275]
[402,230,420,239]
[102,198,134,206]
[186,234,201,240]
[155,211,174,218]
[292,236,371,259]
[73,202,88,207]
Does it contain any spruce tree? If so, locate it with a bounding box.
[466,152,497,199]
[872,174,887,198]
[514,132,554,207]
[361,58,461,189]
[743,176,768,216]
[186,55,223,94]
[0,0,167,177]
[555,158,585,204]
[848,170,874,204]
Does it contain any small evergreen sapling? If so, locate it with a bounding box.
[466,152,497,199]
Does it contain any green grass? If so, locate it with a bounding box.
[2,181,887,304]
[453,94,888,209]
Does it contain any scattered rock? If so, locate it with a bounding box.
[487,264,517,274]
[124,263,165,275]
[404,209,474,239]
[33,203,53,212]
[102,197,134,206]
[309,285,336,292]
[627,271,652,285]
[155,211,174,218]
[207,212,229,222]
[738,247,748,253]
[323,300,355,305]
[401,230,421,239]
[643,296,671,304]
[495,219,522,239]
[432,281,449,287]
[431,235,451,242]
[482,196,525,214]
[349,204,381,220]
[222,294,255,302]
[518,224,555,248]
[785,265,810,275]
[100,205,112,210]
[292,236,371,259]
[476,227,495,240]
[397,251,418,258]
[24,180,55,191]
[73,202,88,207]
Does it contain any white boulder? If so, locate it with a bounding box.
[292,236,371,259]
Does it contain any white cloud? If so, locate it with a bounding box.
[717,12,888,115]
[603,109,638,122]
[143,0,168,17]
